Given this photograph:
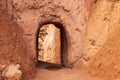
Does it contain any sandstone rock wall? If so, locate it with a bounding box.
[83,0,110,62]
[1,0,120,79]
[1,0,102,67]
[0,0,6,10]
[86,0,120,79]
[3,0,88,67]
[83,0,120,63]
[0,10,36,80]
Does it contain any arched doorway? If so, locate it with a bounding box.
[38,24,61,65]
[37,23,68,67]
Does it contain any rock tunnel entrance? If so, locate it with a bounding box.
[37,23,68,67]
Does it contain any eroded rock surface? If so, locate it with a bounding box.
[87,0,120,80]
[38,24,61,64]
[3,0,87,67]
[0,9,36,80]
[2,64,22,80]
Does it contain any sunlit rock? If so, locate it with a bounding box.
[38,24,61,64]
[2,64,22,80]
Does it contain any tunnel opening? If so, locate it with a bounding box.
[36,22,68,68]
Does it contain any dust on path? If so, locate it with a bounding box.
[33,61,103,80]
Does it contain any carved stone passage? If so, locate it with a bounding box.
[38,24,61,64]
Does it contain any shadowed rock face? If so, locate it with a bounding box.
[38,24,61,65]
[0,9,36,80]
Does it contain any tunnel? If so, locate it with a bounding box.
[37,22,68,67]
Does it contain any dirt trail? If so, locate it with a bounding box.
[33,61,103,80]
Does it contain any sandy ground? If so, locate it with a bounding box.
[33,61,103,80]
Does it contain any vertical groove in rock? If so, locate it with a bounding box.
[6,0,8,11]
[6,0,13,19]
[11,0,13,20]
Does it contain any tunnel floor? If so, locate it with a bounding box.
[34,62,104,80]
